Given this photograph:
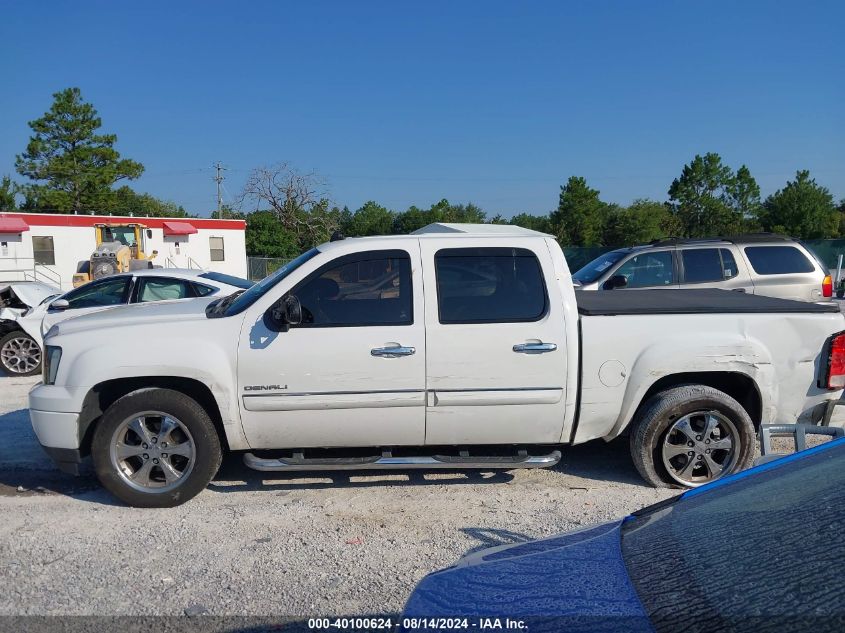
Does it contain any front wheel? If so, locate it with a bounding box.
[630,384,755,488]
[0,331,42,376]
[91,389,222,507]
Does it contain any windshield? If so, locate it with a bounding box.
[222,248,320,316]
[103,226,137,247]
[572,250,627,283]
[198,271,254,289]
[622,440,845,631]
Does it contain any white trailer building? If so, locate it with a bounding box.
[0,212,247,290]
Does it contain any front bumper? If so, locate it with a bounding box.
[29,408,84,474]
[41,446,83,475]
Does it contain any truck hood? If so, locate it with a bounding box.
[45,297,218,338]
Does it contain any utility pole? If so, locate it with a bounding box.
[213,162,227,219]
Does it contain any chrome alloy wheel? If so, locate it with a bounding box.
[109,412,196,493]
[0,335,41,375]
[661,410,740,486]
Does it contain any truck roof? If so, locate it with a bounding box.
[317,223,552,254]
[411,223,550,237]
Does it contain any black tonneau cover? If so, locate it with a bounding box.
[576,289,840,316]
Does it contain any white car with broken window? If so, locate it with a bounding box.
[1,269,252,377]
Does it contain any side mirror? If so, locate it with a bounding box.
[603,275,628,290]
[50,299,70,311]
[146,229,153,239]
[267,294,302,331]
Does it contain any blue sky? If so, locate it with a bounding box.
[1,0,843,218]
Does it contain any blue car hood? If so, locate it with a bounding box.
[404,519,652,630]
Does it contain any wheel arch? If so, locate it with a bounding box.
[78,377,229,457]
[632,371,763,431]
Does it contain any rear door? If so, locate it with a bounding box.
[420,238,568,445]
[678,246,754,292]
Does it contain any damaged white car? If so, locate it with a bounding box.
[0,281,61,376]
[1,270,252,377]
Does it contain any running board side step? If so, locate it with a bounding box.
[243,450,562,472]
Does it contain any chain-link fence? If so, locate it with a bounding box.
[247,257,291,281]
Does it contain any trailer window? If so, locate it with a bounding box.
[210,237,225,262]
[32,236,55,265]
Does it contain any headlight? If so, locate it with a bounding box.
[43,346,62,385]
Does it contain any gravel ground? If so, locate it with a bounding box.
[0,374,835,618]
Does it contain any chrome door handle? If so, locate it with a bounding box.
[371,345,416,358]
[513,342,557,354]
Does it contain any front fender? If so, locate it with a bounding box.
[58,338,248,450]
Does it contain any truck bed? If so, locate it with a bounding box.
[576,289,840,316]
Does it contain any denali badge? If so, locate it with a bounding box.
[244,384,288,391]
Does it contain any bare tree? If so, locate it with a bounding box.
[238,163,337,247]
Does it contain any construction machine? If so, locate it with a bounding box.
[72,223,159,287]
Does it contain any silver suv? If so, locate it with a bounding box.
[573,234,832,302]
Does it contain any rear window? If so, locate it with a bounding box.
[744,246,815,275]
[622,441,845,631]
[435,247,547,323]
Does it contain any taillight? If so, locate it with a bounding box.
[823,275,833,298]
[825,332,845,389]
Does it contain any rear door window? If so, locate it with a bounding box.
[434,247,547,323]
[614,251,675,288]
[681,248,740,283]
[136,277,194,302]
[681,249,723,283]
[744,246,815,275]
[720,249,738,279]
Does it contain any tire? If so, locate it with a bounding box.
[629,384,755,488]
[90,388,222,507]
[0,331,42,376]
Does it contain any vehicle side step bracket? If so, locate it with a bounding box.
[242,450,562,472]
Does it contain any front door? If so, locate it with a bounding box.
[42,275,133,335]
[419,239,569,445]
[237,247,426,449]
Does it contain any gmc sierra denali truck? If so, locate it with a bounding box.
[28,223,845,507]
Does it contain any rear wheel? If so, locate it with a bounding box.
[0,331,42,376]
[91,389,222,507]
[630,384,755,488]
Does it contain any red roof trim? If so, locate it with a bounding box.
[0,217,30,233]
[0,212,245,231]
[163,221,199,236]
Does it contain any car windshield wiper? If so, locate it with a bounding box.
[206,290,245,317]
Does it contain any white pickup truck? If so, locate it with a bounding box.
[28,223,845,507]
